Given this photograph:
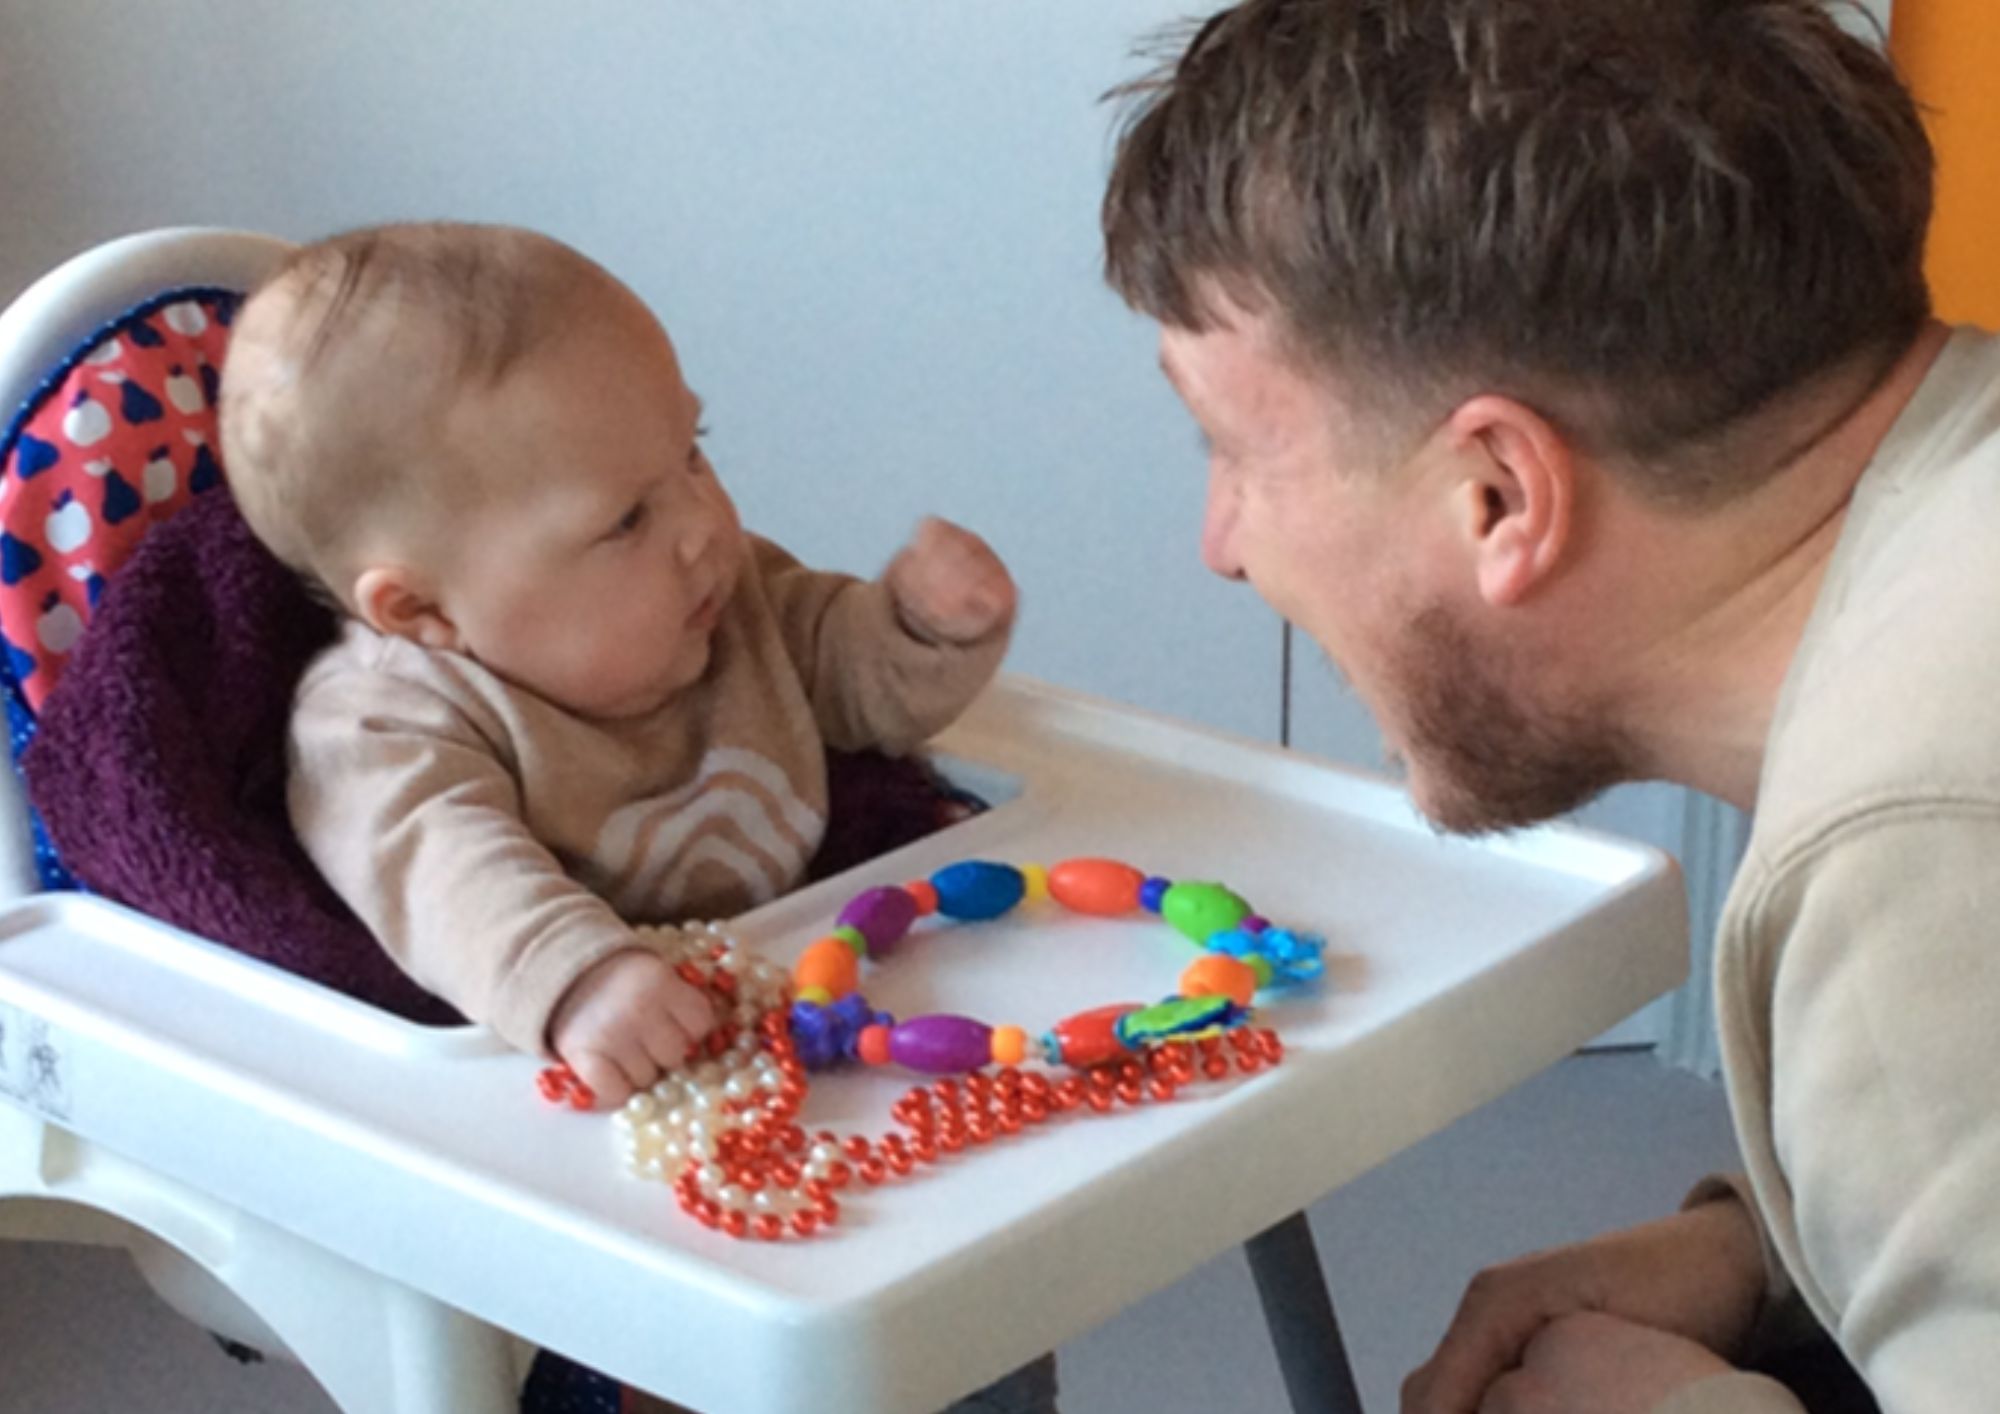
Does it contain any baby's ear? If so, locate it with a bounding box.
[352,565,461,651]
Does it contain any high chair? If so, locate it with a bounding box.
[0,228,1688,1414]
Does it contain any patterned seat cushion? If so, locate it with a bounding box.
[0,288,238,717]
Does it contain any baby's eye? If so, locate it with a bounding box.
[689,423,712,475]
[611,501,648,537]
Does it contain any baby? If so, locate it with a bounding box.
[220,221,1015,1107]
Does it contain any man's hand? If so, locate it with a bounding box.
[884,516,1016,645]
[548,949,716,1108]
[1402,1199,1766,1414]
[1472,1312,1736,1414]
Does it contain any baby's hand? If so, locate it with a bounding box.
[547,949,716,1108]
[884,516,1017,645]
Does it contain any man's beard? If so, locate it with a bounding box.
[1384,603,1636,835]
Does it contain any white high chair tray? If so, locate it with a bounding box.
[0,675,1685,1414]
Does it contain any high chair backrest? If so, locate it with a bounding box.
[0,229,293,902]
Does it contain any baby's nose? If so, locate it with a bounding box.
[675,514,714,568]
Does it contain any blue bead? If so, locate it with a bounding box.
[929,860,1025,921]
[1139,876,1171,912]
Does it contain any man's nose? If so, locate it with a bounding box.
[1199,472,1244,580]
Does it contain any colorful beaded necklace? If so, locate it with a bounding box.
[537,857,1323,1241]
[787,856,1325,1074]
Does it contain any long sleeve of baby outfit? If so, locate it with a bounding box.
[288,644,640,1056]
[747,536,1010,754]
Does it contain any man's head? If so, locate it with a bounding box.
[222,222,744,719]
[1105,0,1934,829]
[1106,0,1932,495]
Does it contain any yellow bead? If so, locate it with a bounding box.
[1020,863,1050,905]
[991,1025,1029,1065]
[796,985,834,1007]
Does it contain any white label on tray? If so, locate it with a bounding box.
[0,1003,73,1122]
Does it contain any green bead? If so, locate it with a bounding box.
[833,925,869,957]
[1245,954,1274,988]
[1117,994,1236,1045]
[1161,881,1252,945]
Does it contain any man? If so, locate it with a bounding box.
[1102,2,1999,1412]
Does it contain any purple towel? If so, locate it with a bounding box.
[23,492,457,1020]
[23,490,970,1025]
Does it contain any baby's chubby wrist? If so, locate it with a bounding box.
[546,945,717,1107]
[890,586,998,647]
[882,515,1017,647]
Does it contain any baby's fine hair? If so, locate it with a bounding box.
[219,221,610,593]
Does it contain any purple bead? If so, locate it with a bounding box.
[837,885,920,956]
[1241,915,1271,934]
[888,1014,993,1074]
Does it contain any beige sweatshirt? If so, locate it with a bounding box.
[288,535,1007,1055]
[1660,328,2000,1414]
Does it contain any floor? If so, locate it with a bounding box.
[0,1049,1740,1414]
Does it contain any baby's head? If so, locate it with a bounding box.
[222,222,743,718]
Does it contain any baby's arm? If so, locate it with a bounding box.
[754,523,1016,753]
[289,662,712,1097]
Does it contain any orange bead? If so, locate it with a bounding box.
[857,1024,893,1066]
[904,879,940,915]
[1179,953,1260,1008]
[795,937,861,998]
[1048,858,1146,916]
[991,1025,1029,1065]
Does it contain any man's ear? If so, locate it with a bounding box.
[1444,395,1576,607]
[352,565,461,650]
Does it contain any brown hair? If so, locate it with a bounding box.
[220,221,608,591]
[1103,0,1934,499]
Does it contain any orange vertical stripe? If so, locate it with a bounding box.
[1892,0,2000,329]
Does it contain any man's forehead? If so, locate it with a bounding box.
[1159,320,1297,418]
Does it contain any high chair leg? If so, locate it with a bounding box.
[377,1283,522,1414]
[0,1104,518,1414]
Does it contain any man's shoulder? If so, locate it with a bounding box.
[1753,340,2000,854]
